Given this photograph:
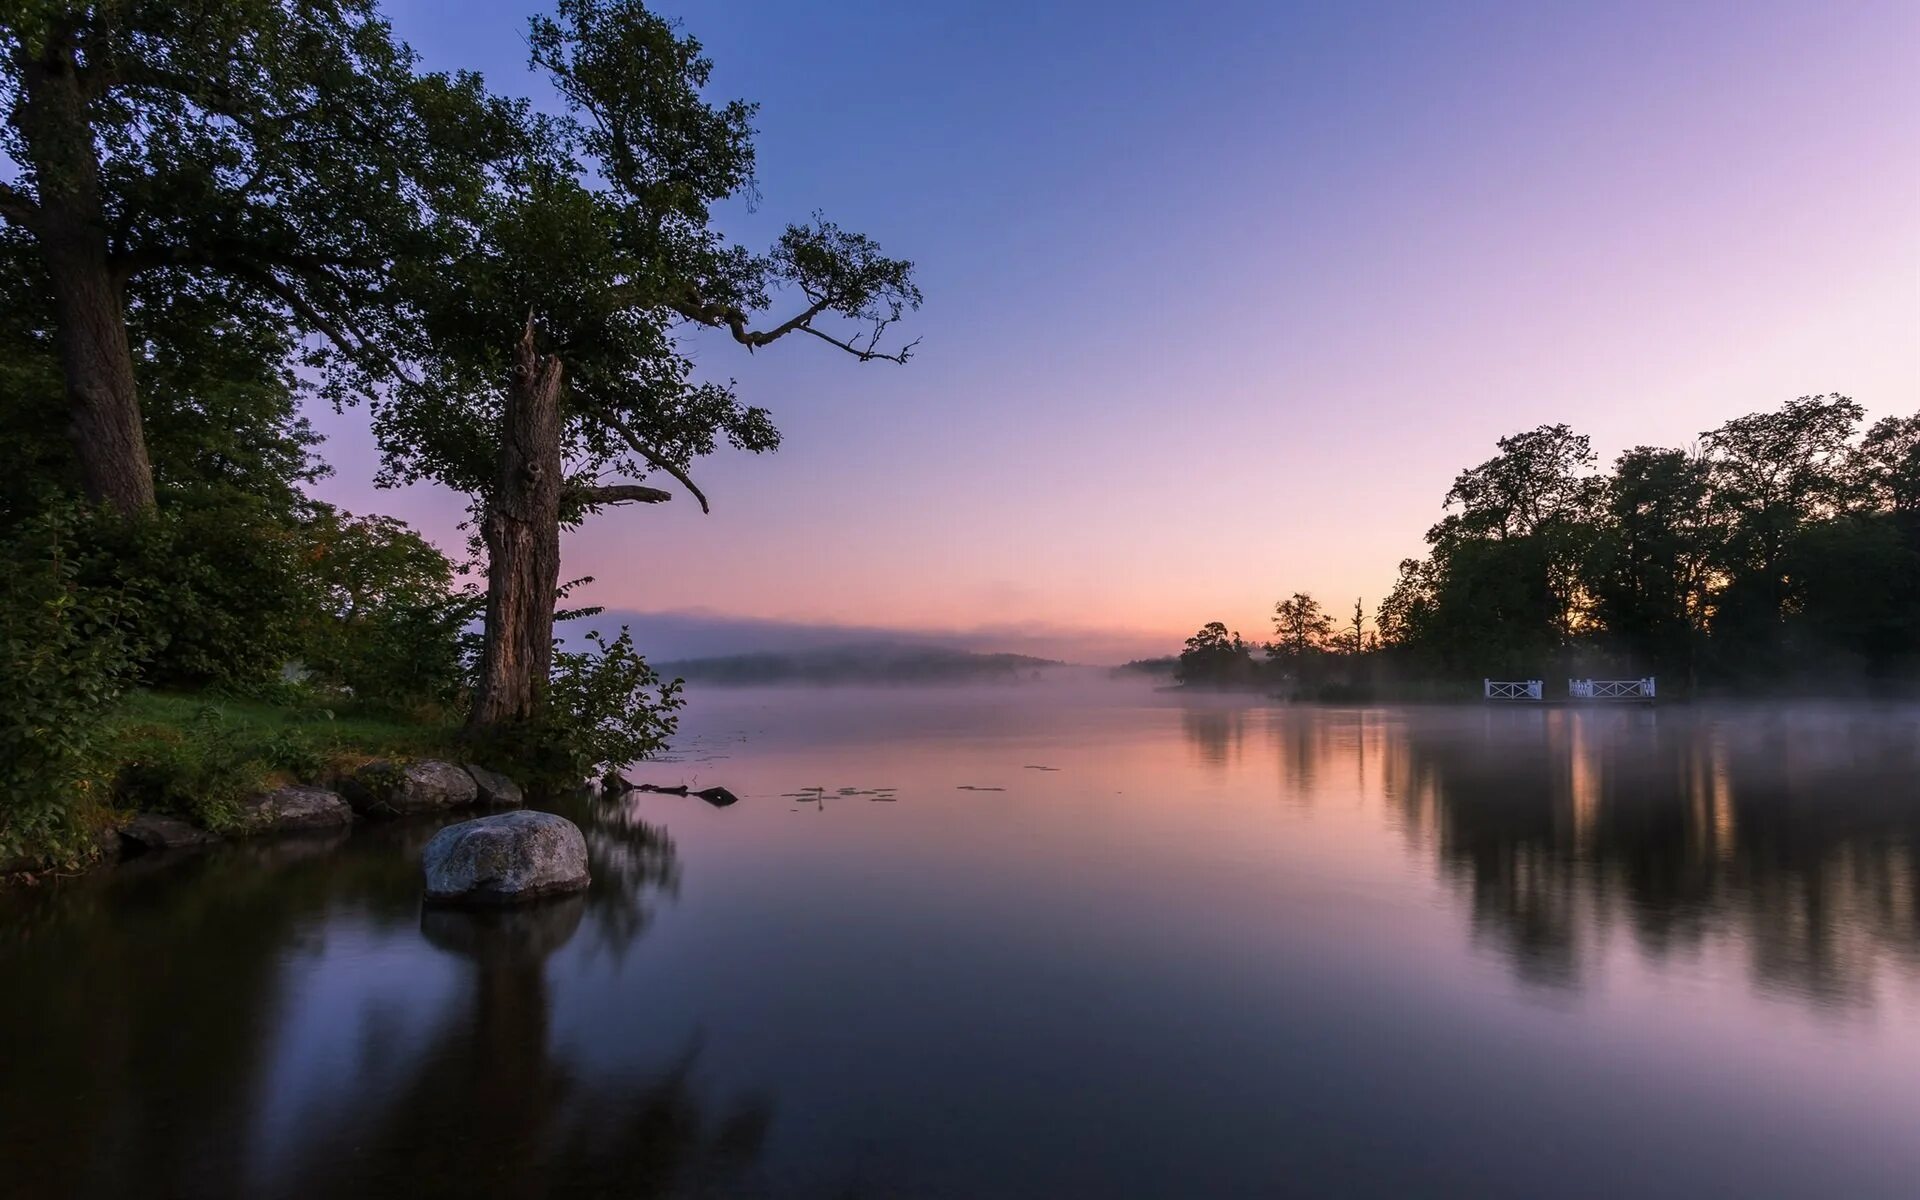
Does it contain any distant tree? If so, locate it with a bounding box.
[1177,621,1254,686]
[1270,592,1335,662]
[1338,597,1370,656]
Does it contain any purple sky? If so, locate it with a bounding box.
[308,0,1920,662]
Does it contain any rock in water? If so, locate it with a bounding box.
[240,785,353,834]
[421,811,590,906]
[345,760,480,817]
[463,763,526,808]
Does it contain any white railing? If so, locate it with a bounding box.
[1485,679,1543,701]
[1569,677,1656,701]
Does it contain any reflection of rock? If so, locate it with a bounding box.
[421,894,586,964]
[120,814,218,852]
[345,760,479,817]
[463,763,525,808]
[422,811,590,906]
[238,785,353,835]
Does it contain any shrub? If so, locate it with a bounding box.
[0,506,150,864]
[482,628,685,789]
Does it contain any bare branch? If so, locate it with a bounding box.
[798,324,919,364]
[575,483,672,506]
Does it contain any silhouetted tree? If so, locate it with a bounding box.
[1177,621,1255,686]
[1270,592,1335,663]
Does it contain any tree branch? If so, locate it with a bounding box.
[591,409,711,513]
[798,324,919,364]
[669,288,914,361]
[0,181,38,227]
[575,483,672,506]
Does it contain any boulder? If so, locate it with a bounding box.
[120,814,219,852]
[463,763,525,808]
[344,760,478,818]
[239,785,353,835]
[421,810,590,906]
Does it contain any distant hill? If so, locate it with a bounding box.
[657,644,1062,685]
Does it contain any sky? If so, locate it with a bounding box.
[309,0,1920,662]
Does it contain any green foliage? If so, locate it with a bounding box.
[0,0,525,389]
[83,496,315,693]
[298,511,478,712]
[0,505,150,864]
[489,627,685,786]
[110,706,275,832]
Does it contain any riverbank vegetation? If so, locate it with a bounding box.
[1178,395,1919,697]
[0,0,917,867]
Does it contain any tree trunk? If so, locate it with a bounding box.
[468,322,566,732]
[17,35,156,514]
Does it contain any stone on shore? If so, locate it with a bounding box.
[463,763,525,808]
[240,785,354,835]
[120,814,219,852]
[344,760,479,818]
[421,810,590,906]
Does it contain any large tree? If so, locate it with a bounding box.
[368,0,919,734]
[0,1,518,513]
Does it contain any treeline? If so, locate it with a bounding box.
[0,1,916,863]
[1179,395,1919,695]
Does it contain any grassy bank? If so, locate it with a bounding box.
[102,691,461,832]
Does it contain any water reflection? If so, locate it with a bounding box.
[1357,707,1920,1005]
[0,797,768,1199]
[3,691,1917,1197]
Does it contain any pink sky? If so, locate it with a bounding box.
[316,0,1920,662]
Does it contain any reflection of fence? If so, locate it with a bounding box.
[1569,677,1656,701]
[1484,679,1543,701]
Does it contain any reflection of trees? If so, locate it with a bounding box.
[1181,705,1246,769]
[0,799,765,1198]
[1385,709,1920,1006]
[283,897,771,1200]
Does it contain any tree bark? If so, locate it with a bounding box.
[469,322,566,732]
[16,31,157,514]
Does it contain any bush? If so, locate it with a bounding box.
[110,706,277,832]
[482,628,685,789]
[0,506,150,864]
[81,495,315,695]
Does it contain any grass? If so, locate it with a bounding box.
[102,690,462,831]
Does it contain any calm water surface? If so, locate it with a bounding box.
[4,683,1919,1198]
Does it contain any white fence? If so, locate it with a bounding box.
[1484,679,1543,701]
[1569,677,1656,701]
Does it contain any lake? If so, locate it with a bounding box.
[4,682,1918,1198]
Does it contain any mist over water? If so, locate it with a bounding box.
[5,684,1918,1198]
